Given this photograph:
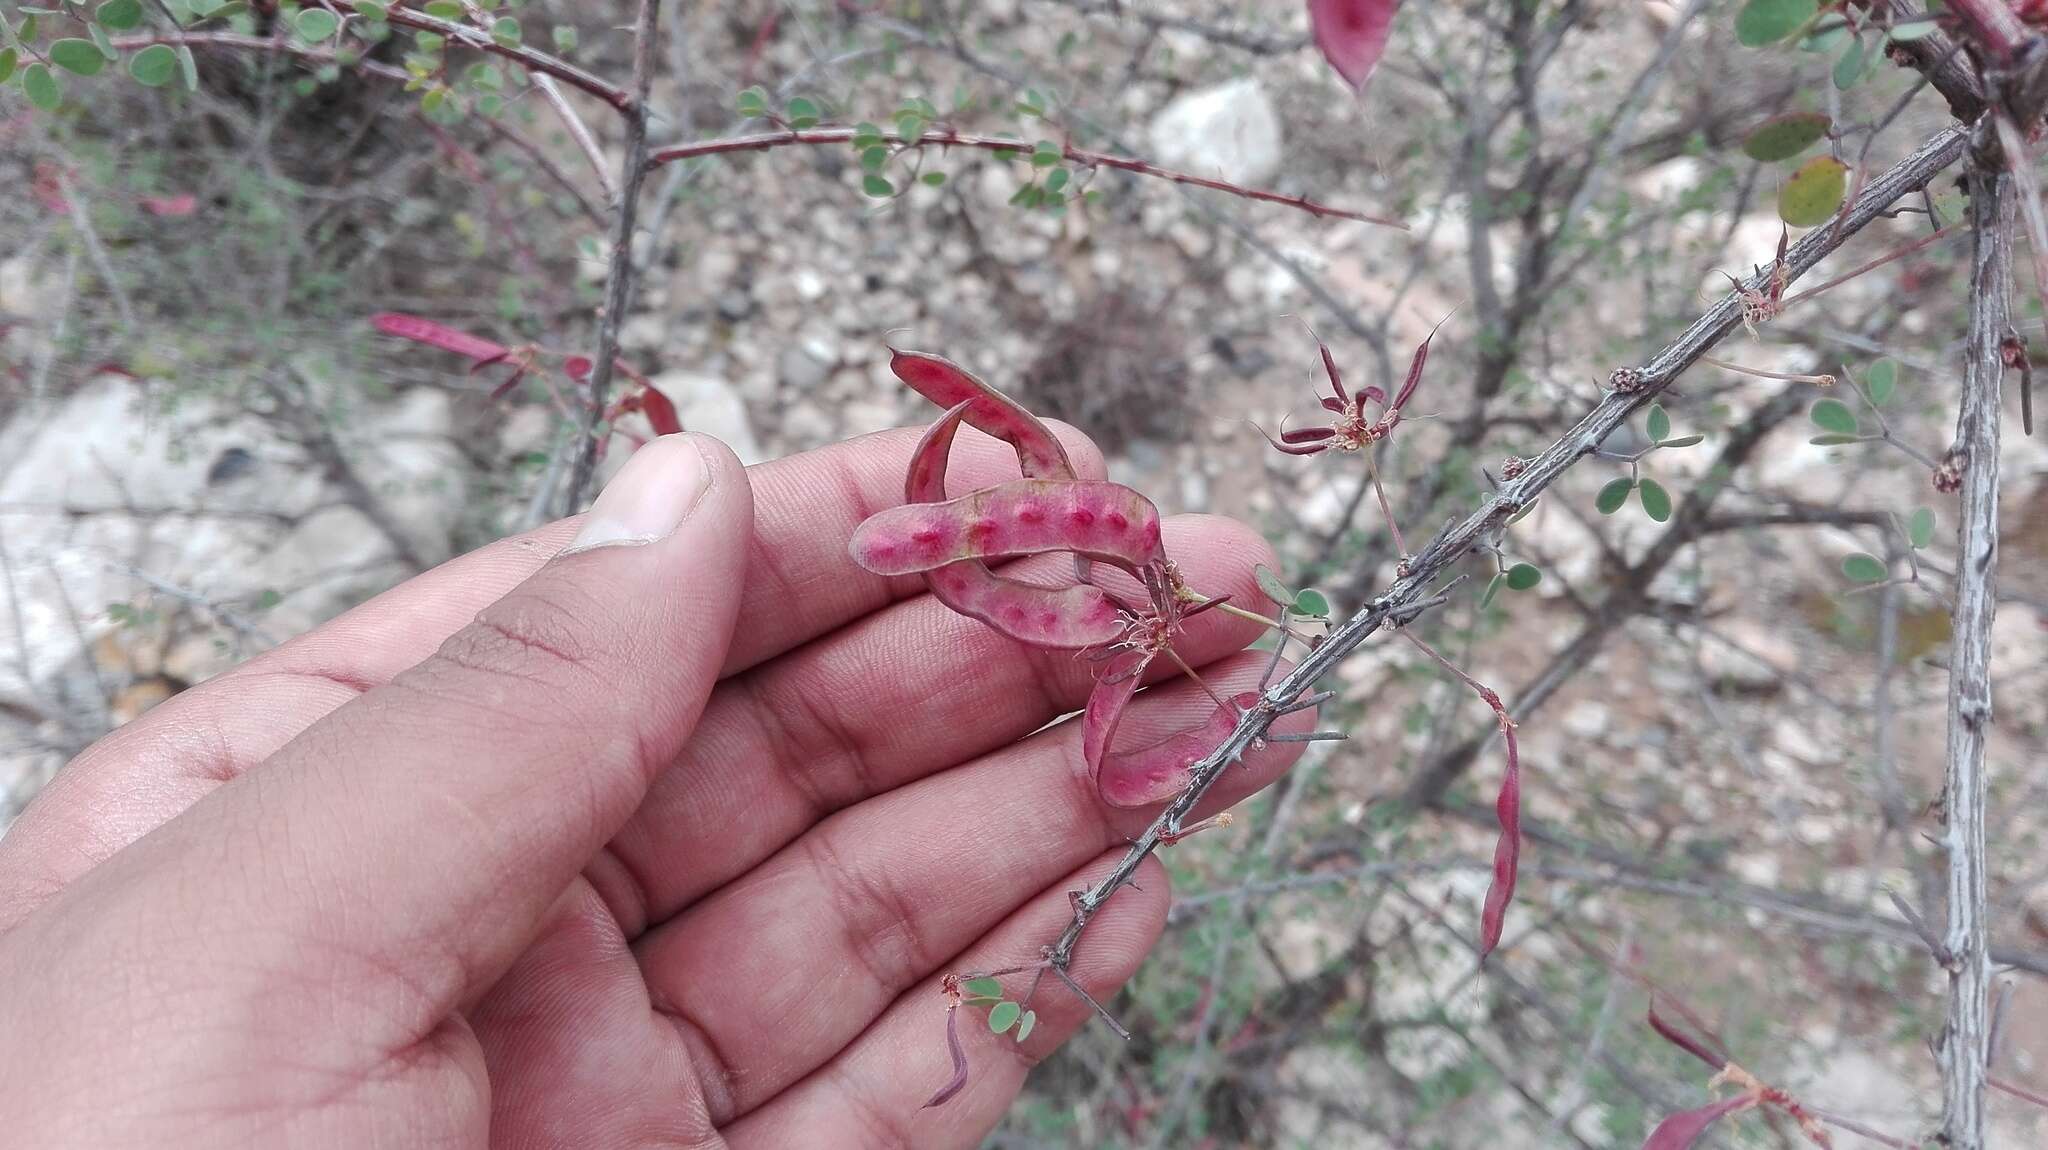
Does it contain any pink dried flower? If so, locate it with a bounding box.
[1261,311,1452,458]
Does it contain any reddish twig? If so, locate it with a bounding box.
[1777,224,1962,308]
[645,127,1406,228]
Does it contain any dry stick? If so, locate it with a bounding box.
[1040,125,1969,994]
[52,173,137,331]
[643,127,1405,229]
[560,0,659,515]
[1935,140,2011,1150]
[1696,355,1836,386]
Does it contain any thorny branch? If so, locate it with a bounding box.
[560,0,660,515]
[643,127,1405,229]
[1045,126,1969,988]
[1935,129,2013,1150]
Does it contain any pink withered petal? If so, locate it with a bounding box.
[1647,1001,1728,1070]
[1259,426,1334,457]
[922,1005,970,1109]
[1641,1095,1758,1150]
[1308,0,1400,95]
[1391,307,1456,413]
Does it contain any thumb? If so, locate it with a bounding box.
[61,434,753,1020]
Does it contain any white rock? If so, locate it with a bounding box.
[1146,77,1283,187]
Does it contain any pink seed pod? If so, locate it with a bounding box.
[849,479,1165,576]
[891,350,1076,479]
[927,563,1126,647]
[371,312,509,364]
[1476,712,1521,959]
[1082,653,1151,776]
[905,403,1126,648]
[1096,692,1256,809]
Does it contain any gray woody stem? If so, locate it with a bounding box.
[561,0,660,515]
[1937,137,2011,1150]
[1047,123,1968,975]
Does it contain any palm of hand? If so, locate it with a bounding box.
[0,429,1302,1148]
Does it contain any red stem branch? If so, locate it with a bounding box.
[645,127,1407,229]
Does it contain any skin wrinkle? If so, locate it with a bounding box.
[627,653,1307,1123]
[798,827,942,992]
[653,992,747,1128]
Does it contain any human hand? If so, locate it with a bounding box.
[0,428,1307,1148]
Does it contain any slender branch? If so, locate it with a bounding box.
[53,173,137,331]
[1778,223,1962,308]
[1043,125,1968,977]
[644,127,1406,229]
[1935,135,2011,1150]
[338,1,635,111]
[561,0,660,514]
[532,73,619,205]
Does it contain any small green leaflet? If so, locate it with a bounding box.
[50,38,108,76]
[1596,477,1634,515]
[1742,112,1829,163]
[1779,156,1849,228]
[1638,478,1673,522]
[1735,0,1818,46]
[24,62,61,110]
[1865,359,1898,405]
[1646,404,1671,443]
[129,43,179,86]
[1809,398,1858,435]
[1907,507,1936,550]
[988,1000,1022,1034]
[1505,563,1542,591]
[1842,553,1886,583]
[295,8,341,40]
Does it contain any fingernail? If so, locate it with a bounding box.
[563,435,713,554]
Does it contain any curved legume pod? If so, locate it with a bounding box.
[894,347,1096,583]
[1096,692,1257,809]
[1476,717,1522,958]
[904,402,1126,648]
[850,479,1166,576]
[1081,652,1151,777]
[891,350,1076,479]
